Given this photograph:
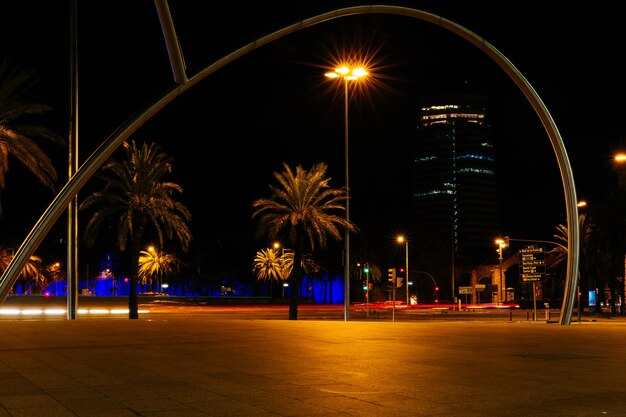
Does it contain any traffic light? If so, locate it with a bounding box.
[363,266,370,274]
[388,268,396,284]
[396,277,404,288]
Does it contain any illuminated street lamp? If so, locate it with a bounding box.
[144,245,169,295]
[397,235,409,306]
[615,153,626,163]
[495,237,508,304]
[577,200,588,319]
[325,64,368,321]
[272,241,284,258]
[270,242,287,298]
[50,262,61,296]
[614,153,626,314]
[146,245,159,293]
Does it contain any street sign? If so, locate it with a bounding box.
[519,246,546,282]
[475,284,486,291]
[459,286,472,294]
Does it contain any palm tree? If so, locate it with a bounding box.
[0,248,46,294]
[351,260,383,285]
[253,247,283,296]
[45,261,64,295]
[138,247,178,293]
[251,162,357,320]
[550,212,610,307]
[253,247,320,297]
[80,140,192,319]
[0,59,64,216]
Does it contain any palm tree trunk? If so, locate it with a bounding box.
[289,235,305,320]
[128,228,141,319]
[129,277,138,318]
[288,273,298,320]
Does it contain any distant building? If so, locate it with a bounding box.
[411,94,501,296]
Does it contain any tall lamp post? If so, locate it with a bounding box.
[495,237,508,304]
[147,245,161,294]
[614,152,626,315]
[363,264,370,314]
[397,235,409,306]
[273,242,285,298]
[272,241,285,260]
[325,65,368,321]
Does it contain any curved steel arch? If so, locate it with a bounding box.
[0,5,579,325]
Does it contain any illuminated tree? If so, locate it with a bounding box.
[0,248,46,294]
[253,247,283,295]
[80,140,191,318]
[139,247,178,293]
[252,162,357,319]
[253,247,320,297]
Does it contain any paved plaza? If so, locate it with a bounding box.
[0,305,625,417]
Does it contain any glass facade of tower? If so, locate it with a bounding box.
[411,95,500,287]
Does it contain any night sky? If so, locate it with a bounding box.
[1,1,624,277]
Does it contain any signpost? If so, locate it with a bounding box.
[519,246,546,320]
[459,286,472,304]
[474,284,486,304]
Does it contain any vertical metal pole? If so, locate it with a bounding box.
[405,241,409,306]
[577,283,581,322]
[392,277,396,322]
[623,254,626,315]
[67,0,79,320]
[343,78,350,321]
[365,267,369,316]
[451,249,455,305]
[498,245,504,304]
[533,282,537,321]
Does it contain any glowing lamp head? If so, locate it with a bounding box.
[325,65,369,81]
[352,68,368,77]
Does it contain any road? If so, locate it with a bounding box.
[0,295,614,323]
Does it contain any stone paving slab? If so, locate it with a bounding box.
[0,315,625,416]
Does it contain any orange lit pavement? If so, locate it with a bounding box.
[0,298,626,416]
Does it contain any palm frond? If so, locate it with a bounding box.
[0,59,65,216]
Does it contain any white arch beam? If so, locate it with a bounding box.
[0,5,579,325]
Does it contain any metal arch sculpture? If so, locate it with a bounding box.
[0,5,579,325]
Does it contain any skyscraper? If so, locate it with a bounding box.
[411,94,501,298]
